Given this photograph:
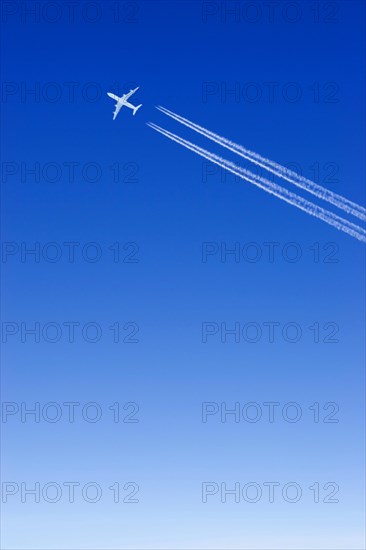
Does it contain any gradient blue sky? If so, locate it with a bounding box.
[1,1,365,548]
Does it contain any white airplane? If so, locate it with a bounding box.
[107,87,142,120]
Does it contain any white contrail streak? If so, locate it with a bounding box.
[156,106,366,222]
[147,122,366,243]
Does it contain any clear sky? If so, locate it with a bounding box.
[1,1,365,548]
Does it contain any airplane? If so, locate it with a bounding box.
[107,87,142,120]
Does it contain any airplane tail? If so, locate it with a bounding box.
[133,104,142,115]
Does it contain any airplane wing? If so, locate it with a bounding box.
[113,101,123,120]
[122,87,139,101]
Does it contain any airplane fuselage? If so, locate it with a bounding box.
[124,101,136,110]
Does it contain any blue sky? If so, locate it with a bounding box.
[1,1,365,548]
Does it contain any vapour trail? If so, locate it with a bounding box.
[156,106,366,222]
[147,122,366,243]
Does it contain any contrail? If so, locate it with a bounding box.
[147,122,366,243]
[156,106,366,222]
